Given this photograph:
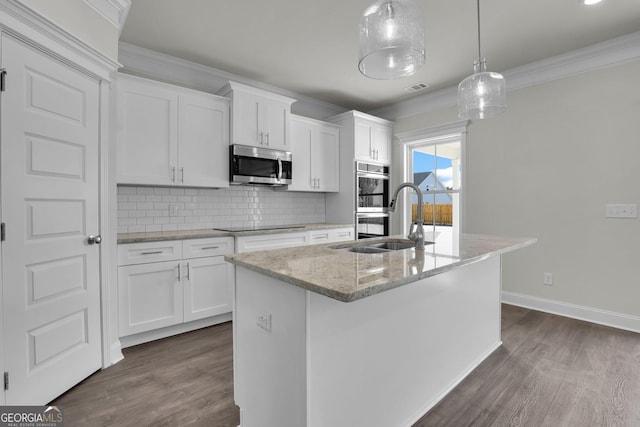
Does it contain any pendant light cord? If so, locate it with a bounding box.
[477,0,482,60]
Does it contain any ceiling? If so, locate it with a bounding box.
[120,0,640,112]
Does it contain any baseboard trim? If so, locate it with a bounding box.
[109,340,124,366]
[502,291,640,334]
[120,313,233,349]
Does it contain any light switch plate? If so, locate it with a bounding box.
[606,204,637,218]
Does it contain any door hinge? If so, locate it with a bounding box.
[1,223,5,241]
[0,69,6,92]
[4,372,8,391]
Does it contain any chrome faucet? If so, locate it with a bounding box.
[389,182,426,251]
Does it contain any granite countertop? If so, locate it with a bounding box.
[117,223,353,244]
[225,233,536,303]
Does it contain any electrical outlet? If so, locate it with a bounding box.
[257,313,272,332]
[606,204,637,218]
[543,272,553,286]
[169,204,178,216]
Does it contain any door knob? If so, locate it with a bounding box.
[87,235,102,245]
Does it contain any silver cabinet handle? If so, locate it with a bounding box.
[259,131,264,145]
[180,166,184,183]
[172,166,176,182]
[186,262,190,280]
[140,251,163,255]
[265,132,269,146]
[201,246,220,250]
[177,263,181,282]
[87,235,102,245]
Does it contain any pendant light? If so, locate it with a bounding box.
[358,0,425,80]
[458,0,506,119]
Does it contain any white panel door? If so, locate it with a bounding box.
[315,125,339,192]
[183,257,233,322]
[178,93,229,188]
[373,124,392,165]
[117,261,183,336]
[232,91,261,147]
[355,120,373,161]
[262,97,289,151]
[289,118,313,191]
[1,35,102,404]
[116,74,179,185]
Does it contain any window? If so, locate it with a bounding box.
[396,121,467,246]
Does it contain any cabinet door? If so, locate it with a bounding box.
[355,120,373,161]
[231,91,261,147]
[262,97,289,151]
[373,124,392,165]
[117,75,179,185]
[289,118,313,191]
[315,125,340,192]
[118,261,183,336]
[183,257,234,322]
[178,93,230,187]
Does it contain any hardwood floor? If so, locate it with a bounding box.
[52,305,640,426]
[51,322,239,426]
[414,305,640,427]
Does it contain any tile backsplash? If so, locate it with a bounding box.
[117,185,327,234]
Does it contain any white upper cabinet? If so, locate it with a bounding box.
[178,93,230,188]
[289,115,339,192]
[354,118,392,164]
[330,110,393,165]
[116,74,229,187]
[218,81,296,151]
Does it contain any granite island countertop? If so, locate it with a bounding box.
[117,223,353,244]
[225,233,536,302]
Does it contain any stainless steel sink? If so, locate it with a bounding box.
[347,246,390,254]
[333,238,432,254]
[366,241,416,250]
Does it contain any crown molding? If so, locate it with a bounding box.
[82,0,131,32]
[118,42,347,121]
[0,0,121,79]
[372,31,640,121]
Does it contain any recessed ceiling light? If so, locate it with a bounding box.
[581,0,603,5]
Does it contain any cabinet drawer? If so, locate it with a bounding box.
[118,241,183,266]
[182,237,234,258]
[331,227,355,242]
[309,227,355,244]
[236,231,309,253]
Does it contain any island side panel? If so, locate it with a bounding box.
[307,255,502,427]
[234,267,307,427]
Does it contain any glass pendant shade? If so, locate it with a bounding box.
[358,0,425,79]
[458,59,506,119]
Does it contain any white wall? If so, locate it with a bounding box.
[18,0,120,61]
[394,59,640,319]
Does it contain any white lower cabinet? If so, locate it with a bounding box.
[117,237,234,337]
[236,227,354,253]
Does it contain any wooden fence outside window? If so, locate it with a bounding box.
[411,204,453,225]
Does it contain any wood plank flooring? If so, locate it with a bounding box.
[51,322,239,426]
[51,305,640,426]
[413,305,640,427]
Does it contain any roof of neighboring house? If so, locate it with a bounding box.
[413,171,433,185]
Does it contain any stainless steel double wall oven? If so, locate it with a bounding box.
[356,161,390,239]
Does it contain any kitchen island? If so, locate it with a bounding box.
[225,234,535,427]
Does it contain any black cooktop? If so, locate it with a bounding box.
[213,225,306,233]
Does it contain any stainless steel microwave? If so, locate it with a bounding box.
[230,144,293,186]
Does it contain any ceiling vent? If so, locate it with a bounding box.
[404,82,430,93]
